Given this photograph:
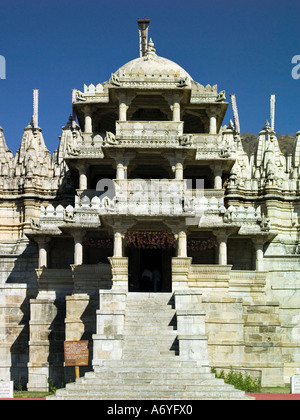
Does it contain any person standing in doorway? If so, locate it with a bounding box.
[152,268,161,292]
[142,268,152,291]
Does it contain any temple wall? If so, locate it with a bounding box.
[188,262,300,386]
[264,264,300,383]
[0,242,38,387]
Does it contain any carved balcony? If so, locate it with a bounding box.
[115,120,184,147]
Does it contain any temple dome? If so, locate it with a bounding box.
[113,39,193,86]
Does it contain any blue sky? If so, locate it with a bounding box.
[0,0,299,153]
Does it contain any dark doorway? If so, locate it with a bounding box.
[128,248,172,292]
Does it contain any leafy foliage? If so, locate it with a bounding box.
[212,367,261,393]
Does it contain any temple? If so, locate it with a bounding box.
[1,22,300,397]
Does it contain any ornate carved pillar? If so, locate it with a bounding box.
[164,93,183,122]
[109,150,135,181]
[212,162,223,190]
[252,237,265,271]
[116,163,126,180]
[83,106,93,133]
[177,230,188,258]
[71,228,86,266]
[119,102,128,122]
[113,231,123,257]
[213,230,229,265]
[166,222,191,290]
[209,113,217,134]
[255,241,264,271]
[175,162,184,180]
[78,161,88,191]
[165,150,186,181]
[172,99,181,122]
[36,236,50,268]
[117,93,135,121]
[208,106,220,134]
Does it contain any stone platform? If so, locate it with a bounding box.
[47,292,252,400]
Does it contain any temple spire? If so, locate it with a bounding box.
[230,94,240,134]
[270,94,276,132]
[72,89,77,129]
[0,126,10,154]
[33,89,39,129]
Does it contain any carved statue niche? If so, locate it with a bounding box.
[179,134,193,146]
[105,132,119,145]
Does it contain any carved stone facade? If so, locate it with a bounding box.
[1,37,300,393]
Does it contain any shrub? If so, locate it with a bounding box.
[212,367,261,393]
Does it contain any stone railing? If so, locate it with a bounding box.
[193,134,220,148]
[36,194,263,231]
[222,204,263,225]
[74,193,226,216]
[115,121,183,147]
[37,198,261,221]
[193,134,236,160]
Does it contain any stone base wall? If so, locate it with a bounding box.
[1,252,300,389]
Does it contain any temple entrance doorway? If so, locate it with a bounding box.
[128,248,173,292]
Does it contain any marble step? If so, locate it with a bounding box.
[49,388,249,400]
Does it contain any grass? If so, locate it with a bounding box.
[260,386,291,394]
[14,391,51,398]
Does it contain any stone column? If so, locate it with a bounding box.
[83,106,93,133]
[165,151,185,183]
[78,162,88,191]
[166,224,191,290]
[253,238,264,271]
[209,113,217,134]
[214,231,228,265]
[177,230,187,258]
[36,236,50,268]
[172,99,181,122]
[175,162,184,180]
[113,231,123,257]
[119,101,128,122]
[212,163,223,190]
[71,229,86,266]
[111,151,134,183]
[116,163,126,180]
[164,93,182,123]
[108,223,132,289]
[117,93,135,122]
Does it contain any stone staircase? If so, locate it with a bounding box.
[47,292,252,400]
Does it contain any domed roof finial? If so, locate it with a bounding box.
[145,38,156,59]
